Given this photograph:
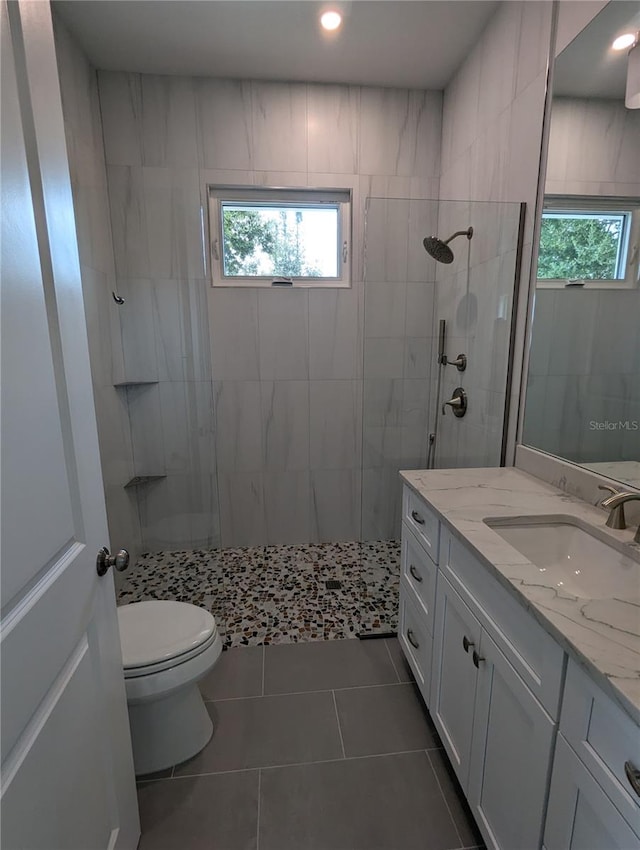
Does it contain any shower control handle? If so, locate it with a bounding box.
[444,353,467,372]
[442,387,467,418]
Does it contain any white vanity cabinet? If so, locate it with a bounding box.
[399,482,640,850]
[430,570,557,850]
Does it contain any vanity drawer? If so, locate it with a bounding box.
[402,487,439,564]
[401,527,437,634]
[560,659,640,834]
[399,581,433,702]
[440,528,565,719]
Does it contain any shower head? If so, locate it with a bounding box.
[423,227,473,264]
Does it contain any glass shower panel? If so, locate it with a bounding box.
[358,197,439,635]
[434,199,524,469]
[358,197,523,637]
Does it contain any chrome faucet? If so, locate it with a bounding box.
[599,485,640,543]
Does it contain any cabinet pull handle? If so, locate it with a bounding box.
[625,761,640,798]
[462,635,474,653]
[472,650,485,669]
[409,564,423,583]
[407,628,420,649]
[411,510,425,525]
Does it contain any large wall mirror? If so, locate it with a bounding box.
[523,1,640,489]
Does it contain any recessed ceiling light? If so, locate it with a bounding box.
[612,32,637,51]
[320,10,342,32]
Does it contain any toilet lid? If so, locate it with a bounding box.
[118,601,216,669]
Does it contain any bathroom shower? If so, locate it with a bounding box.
[423,226,473,264]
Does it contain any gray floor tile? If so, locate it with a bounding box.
[137,771,258,850]
[335,683,439,757]
[174,691,343,775]
[428,748,484,849]
[264,637,398,694]
[200,646,264,700]
[259,751,461,850]
[384,637,415,683]
[136,767,173,783]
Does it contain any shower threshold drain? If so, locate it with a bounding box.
[325,580,342,590]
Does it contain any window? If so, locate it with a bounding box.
[208,186,351,287]
[537,197,640,289]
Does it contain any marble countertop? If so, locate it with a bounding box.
[400,466,640,724]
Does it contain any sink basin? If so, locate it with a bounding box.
[484,515,640,599]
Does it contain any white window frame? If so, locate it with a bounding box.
[208,185,352,288]
[536,196,640,290]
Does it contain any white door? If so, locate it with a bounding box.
[468,630,555,850]
[0,2,139,848]
[429,574,480,791]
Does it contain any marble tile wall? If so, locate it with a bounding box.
[545,97,640,197]
[98,71,443,548]
[438,1,555,463]
[53,18,142,565]
[523,288,640,464]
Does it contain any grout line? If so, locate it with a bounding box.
[261,644,265,697]
[332,690,347,759]
[204,680,408,703]
[256,768,262,850]
[425,749,464,849]
[383,637,401,683]
[173,747,444,780]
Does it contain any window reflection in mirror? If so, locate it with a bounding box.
[523,2,640,491]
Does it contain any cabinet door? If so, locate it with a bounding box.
[430,574,481,791]
[468,630,556,850]
[544,736,640,850]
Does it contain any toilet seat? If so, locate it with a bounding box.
[118,600,216,671]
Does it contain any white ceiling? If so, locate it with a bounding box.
[53,0,498,89]
[553,1,640,99]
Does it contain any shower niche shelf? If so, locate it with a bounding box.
[113,380,158,388]
[124,475,166,489]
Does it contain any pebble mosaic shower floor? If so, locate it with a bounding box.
[117,541,400,648]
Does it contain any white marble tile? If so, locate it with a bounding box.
[150,278,186,381]
[515,1,552,96]
[261,380,310,471]
[258,289,309,380]
[405,282,437,339]
[138,474,194,551]
[251,81,307,172]
[309,380,360,470]
[546,289,598,377]
[209,288,260,380]
[92,385,135,485]
[363,338,405,380]
[158,382,190,474]
[117,279,158,381]
[218,471,266,548]
[404,338,433,381]
[263,471,311,545]
[103,481,142,561]
[505,75,547,207]
[364,198,409,282]
[363,378,404,429]
[307,84,359,174]
[140,75,198,167]
[214,380,262,473]
[359,88,441,177]
[126,383,165,475]
[143,167,205,279]
[477,2,519,127]
[308,287,360,380]
[106,165,150,278]
[186,279,212,381]
[310,469,361,543]
[188,471,220,549]
[363,282,406,338]
[361,467,402,541]
[97,72,143,166]
[196,78,253,170]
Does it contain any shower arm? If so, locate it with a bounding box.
[445,229,473,245]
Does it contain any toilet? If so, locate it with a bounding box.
[117,600,222,776]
